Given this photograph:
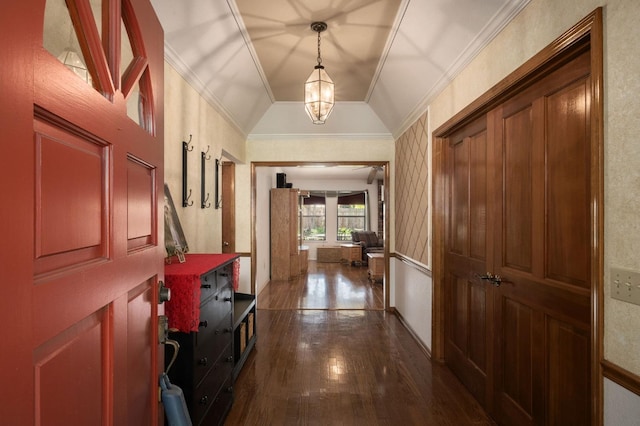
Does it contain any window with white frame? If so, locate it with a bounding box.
[301,193,326,241]
[337,191,367,241]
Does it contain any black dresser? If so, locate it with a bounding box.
[164,254,238,426]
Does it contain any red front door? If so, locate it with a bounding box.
[0,0,165,424]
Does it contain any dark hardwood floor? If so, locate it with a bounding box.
[225,261,494,425]
[258,261,384,310]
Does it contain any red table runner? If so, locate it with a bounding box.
[164,253,239,332]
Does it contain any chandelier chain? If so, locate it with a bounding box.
[317,30,322,66]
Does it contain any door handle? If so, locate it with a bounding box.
[476,273,502,287]
[223,241,230,247]
[158,281,171,304]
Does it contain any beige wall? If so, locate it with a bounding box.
[427,0,640,376]
[163,63,246,254]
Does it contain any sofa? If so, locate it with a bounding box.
[351,231,384,264]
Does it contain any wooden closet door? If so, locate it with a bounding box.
[444,116,494,408]
[490,50,592,425]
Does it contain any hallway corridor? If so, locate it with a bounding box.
[224,261,494,425]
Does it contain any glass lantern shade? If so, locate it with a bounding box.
[304,65,334,124]
[57,50,92,85]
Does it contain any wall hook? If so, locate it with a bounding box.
[183,134,194,152]
[183,188,193,207]
[202,192,211,209]
[203,145,211,160]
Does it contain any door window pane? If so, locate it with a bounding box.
[43,0,93,87]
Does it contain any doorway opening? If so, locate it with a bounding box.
[250,161,390,311]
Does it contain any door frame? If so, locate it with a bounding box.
[250,161,390,310]
[221,161,236,253]
[432,8,603,422]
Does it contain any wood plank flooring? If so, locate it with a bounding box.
[258,261,384,310]
[225,261,494,425]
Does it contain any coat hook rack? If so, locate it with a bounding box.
[215,157,222,209]
[182,134,194,207]
[201,150,212,209]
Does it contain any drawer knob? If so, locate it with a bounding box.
[226,356,234,363]
[224,297,232,302]
[198,357,208,366]
[199,395,209,405]
[201,284,211,289]
[199,320,208,328]
[226,386,233,393]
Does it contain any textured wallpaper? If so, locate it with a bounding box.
[394,111,429,266]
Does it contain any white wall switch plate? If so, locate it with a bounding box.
[611,267,640,306]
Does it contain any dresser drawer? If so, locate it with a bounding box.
[199,269,218,301]
[192,312,233,386]
[200,262,233,305]
[199,377,233,426]
[190,344,234,425]
[198,284,232,331]
[216,263,233,290]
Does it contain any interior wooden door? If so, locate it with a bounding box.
[221,161,235,253]
[490,50,592,425]
[443,47,593,425]
[0,1,165,424]
[444,116,494,408]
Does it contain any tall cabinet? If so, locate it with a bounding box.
[270,188,300,281]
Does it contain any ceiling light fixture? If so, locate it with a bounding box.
[304,21,334,124]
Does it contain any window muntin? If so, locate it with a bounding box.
[43,0,154,133]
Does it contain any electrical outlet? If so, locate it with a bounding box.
[611,267,640,306]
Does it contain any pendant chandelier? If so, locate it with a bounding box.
[304,22,334,124]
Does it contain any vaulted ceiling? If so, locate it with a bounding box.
[150,0,530,139]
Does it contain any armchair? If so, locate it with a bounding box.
[351,231,384,264]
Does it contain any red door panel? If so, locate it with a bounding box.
[34,116,107,276]
[34,308,106,426]
[0,1,164,424]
